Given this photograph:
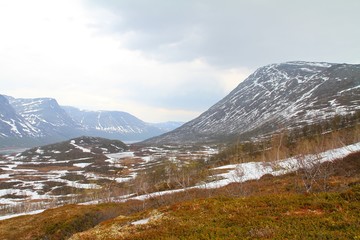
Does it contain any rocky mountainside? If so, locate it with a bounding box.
[63,106,176,141]
[145,61,360,144]
[0,95,41,138]
[0,96,183,148]
[8,97,83,139]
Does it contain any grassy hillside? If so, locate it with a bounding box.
[0,202,145,240]
[71,188,360,240]
[1,114,359,239]
[1,151,360,239]
[212,111,360,166]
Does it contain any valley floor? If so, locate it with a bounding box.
[1,141,360,219]
[1,143,360,239]
[0,144,218,217]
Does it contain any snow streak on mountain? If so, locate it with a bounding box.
[145,61,360,144]
[0,95,41,138]
[63,106,181,141]
[0,97,183,147]
[8,97,82,138]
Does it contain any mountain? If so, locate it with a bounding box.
[0,95,183,148]
[63,106,183,141]
[0,95,41,139]
[144,61,360,144]
[8,97,83,139]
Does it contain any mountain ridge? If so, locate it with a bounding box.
[0,96,183,147]
[143,61,360,144]
[0,95,41,138]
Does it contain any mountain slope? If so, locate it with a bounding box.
[8,97,83,139]
[63,106,181,141]
[0,96,183,148]
[145,61,360,144]
[0,95,41,138]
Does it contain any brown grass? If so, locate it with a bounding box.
[1,148,359,240]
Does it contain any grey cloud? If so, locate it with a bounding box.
[124,75,226,111]
[85,0,360,68]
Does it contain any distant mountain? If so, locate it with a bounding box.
[144,61,360,144]
[8,97,83,139]
[0,95,41,139]
[63,106,182,141]
[0,96,183,148]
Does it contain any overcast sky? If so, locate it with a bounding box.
[1,0,359,122]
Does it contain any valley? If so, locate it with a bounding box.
[1,61,360,239]
[1,140,360,239]
[0,137,218,217]
[1,0,359,236]
[0,95,183,148]
[0,114,359,221]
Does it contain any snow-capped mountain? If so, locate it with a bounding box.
[145,61,360,144]
[8,97,82,139]
[0,95,41,138]
[0,96,183,147]
[63,106,178,141]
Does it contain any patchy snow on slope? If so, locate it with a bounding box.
[132,218,150,225]
[35,148,44,154]
[125,142,360,201]
[0,188,48,204]
[0,209,45,221]
[71,182,100,189]
[70,140,91,153]
[209,141,360,188]
[105,152,135,164]
[2,119,22,136]
[0,174,11,179]
[141,156,152,163]
[106,151,134,159]
[147,62,360,144]
[73,163,92,168]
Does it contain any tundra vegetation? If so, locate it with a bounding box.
[0,111,360,239]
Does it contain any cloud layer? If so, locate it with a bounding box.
[86,0,360,67]
[0,0,359,122]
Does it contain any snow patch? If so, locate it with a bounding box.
[126,142,360,202]
[132,218,150,225]
[70,140,91,153]
[0,173,11,179]
[35,148,44,154]
[73,163,92,168]
[0,209,45,221]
